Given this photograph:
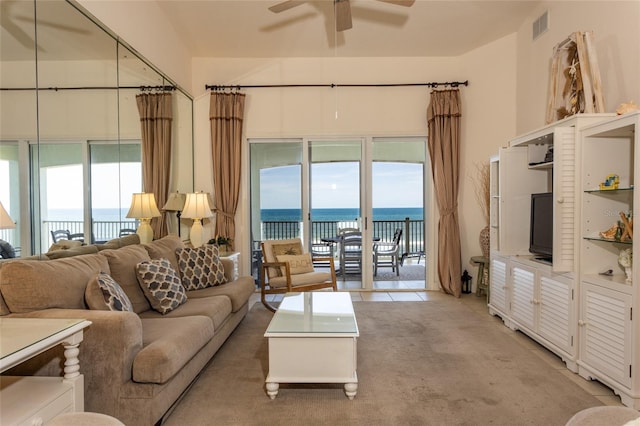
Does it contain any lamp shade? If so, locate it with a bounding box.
[162,192,186,212]
[182,192,214,220]
[126,193,161,219]
[0,202,15,230]
[182,192,214,248]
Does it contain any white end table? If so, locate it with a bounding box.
[1,318,92,425]
[264,292,359,399]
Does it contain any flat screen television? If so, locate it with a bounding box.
[529,192,553,261]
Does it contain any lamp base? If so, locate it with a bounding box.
[190,219,204,248]
[137,219,154,244]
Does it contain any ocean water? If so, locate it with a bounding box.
[262,207,423,222]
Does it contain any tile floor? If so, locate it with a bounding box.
[249,286,625,408]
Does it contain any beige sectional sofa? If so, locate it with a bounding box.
[0,234,255,426]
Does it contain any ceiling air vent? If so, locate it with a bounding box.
[532,10,549,41]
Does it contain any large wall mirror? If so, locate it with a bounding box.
[0,0,194,257]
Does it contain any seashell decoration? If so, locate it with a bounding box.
[616,100,640,115]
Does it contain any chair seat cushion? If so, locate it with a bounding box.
[269,271,332,288]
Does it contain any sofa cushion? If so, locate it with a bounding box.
[187,275,256,312]
[136,258,187,315]
[276,253,314,275]
[85,272,134,312]
[46,245,99,259]
[143,235,184,273]
[139,295,232,330]
[176,245,226,290]
[100,245,152,313]
[0,253,109,313]
[96,234,141,251]
[134,316,214,384]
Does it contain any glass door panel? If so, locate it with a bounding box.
[90,142,141,242]
[250,141,303,281]
[309,140,363,288]
[31,143,84,250]
[372,138,427,289]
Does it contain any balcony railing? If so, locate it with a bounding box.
[260,217,425,258]
[43,220,138,245]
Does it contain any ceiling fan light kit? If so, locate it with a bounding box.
[269,0,414,32]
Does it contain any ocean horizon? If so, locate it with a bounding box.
[262,207,423,222]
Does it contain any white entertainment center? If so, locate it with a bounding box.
[489,111,640,407]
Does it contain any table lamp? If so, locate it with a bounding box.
[0,202,15,230]
[162,191,186,237]
[126,193,161,244]
[182,192,213,248]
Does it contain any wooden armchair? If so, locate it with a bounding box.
[260,238,337,312]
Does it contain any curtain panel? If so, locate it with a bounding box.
[209,92,246,249]
[427,89,462,297]
[136,92,173,239]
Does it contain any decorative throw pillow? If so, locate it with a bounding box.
[86,272,134,312]
[271,241,304,276]
[276,253,314,275]
[176,245,226,290]
[136,258,187,315]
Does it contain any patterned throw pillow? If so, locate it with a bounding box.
[136,258,187,315]
[271,241,304,277]
[276,253,314,275]
[176,245,226,291]
[87,272,134,312]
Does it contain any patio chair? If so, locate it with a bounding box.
[339,230,362,279]
[51,229,85,243]
[373,228,402,276]
[260,238,337,312]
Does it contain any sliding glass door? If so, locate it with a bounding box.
[309,139,364,288]
[371,137,427,289]
[249,136,428,290]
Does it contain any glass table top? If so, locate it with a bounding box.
[0,318,85,361]
[265,292,358,336]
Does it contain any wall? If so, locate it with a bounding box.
[78,0,193,92]
[191,36,517,285]
[515,0,640,133]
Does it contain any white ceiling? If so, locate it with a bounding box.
[1,0,542,62]
[157,0,542,58]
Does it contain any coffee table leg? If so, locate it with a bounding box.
[344,382,357,400]
[266,381,279,399]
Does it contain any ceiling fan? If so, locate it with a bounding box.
[268,0,415,32]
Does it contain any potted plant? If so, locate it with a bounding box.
[208,236,232,253]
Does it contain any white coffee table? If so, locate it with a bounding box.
[264,292,359,399]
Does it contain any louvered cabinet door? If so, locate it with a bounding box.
[579,282,632,388]
[489,255,508,316]
[538,272,574,355]
[552,126,577,273]
[510,263,536,331]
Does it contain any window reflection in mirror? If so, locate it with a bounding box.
[0,0,194,257]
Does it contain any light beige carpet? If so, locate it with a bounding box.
[164,299,602,426]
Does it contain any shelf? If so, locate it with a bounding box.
[584,187,634,194]
[583,236,633,245]
[528,161,553,170]
[582,273,632,288]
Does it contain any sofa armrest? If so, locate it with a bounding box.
[6,309,143,415]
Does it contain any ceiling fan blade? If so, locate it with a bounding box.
[376,0,415,6]
[335,0,352,31]
[268,1,306,13]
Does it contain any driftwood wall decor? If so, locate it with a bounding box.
[546,31,605,123]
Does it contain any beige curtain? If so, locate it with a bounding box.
[136,92,173,239]
[427,89,462,297]
[210,92,245,249]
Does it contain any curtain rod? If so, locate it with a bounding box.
[0,85,176,92]
[205,80,468,91]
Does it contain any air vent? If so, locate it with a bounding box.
[532,10,549,41]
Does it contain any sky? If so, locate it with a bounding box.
[261,161,423,209]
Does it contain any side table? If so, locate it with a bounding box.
[1,318,92,425]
